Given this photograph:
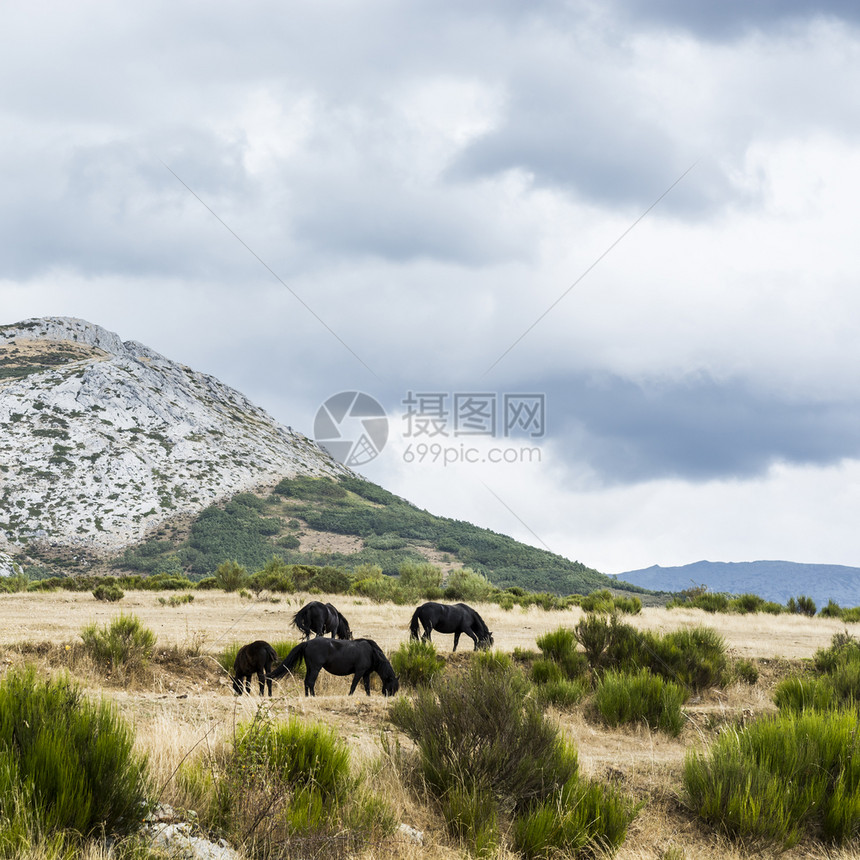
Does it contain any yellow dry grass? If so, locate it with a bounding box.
[1,590,858,859]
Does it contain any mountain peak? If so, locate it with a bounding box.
[0,317,348,556]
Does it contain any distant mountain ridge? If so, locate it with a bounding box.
[615,560,860,607]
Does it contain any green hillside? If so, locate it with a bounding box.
[109,475,636,597]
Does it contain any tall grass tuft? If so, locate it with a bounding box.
[513,776,637,859]
[184,708,396,859]
[594,669,686,736]
[389,639,445,688]
[80,613,156,678]
[0,667,150,849]
[684,709,860,847]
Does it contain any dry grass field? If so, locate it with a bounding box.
[1,590,859,860]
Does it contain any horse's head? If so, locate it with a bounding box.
[231,676,243,695]
[382,675,400,696]
[477,632,494,651]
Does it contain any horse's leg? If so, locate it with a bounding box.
[256,671,266,696]
[243,676,251,695]
[348,672,362,695]
[305,666,321,696]
[421,622,432,643]
[362,671,372,696]
[453,631,460,652]
[464,630,479,651]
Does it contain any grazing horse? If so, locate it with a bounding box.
[232,640,279,696]
[268,638,399,697]
[292,601,353,640]
[410,602,494,652]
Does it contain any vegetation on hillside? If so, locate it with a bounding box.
[101,475,634,597]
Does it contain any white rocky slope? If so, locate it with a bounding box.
[0,317,349,555]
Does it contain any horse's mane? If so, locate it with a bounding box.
[355,638,389,669]
[459,604,490,638]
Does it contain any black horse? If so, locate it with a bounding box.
[232,640,279,696]
[410,602,494,652]
[292,601,353,640]
[268,637,399,697]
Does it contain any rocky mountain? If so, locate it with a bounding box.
[0,317,348,557]
[614,560,860,608]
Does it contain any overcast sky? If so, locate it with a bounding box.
[3,0,860,574]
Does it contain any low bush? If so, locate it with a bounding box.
[157,592,194,607]
[389,660,637,856]
[513,777,636,859]
[194,708,396,858]
[214,559,248,592]
[536,676,589,709]
[684,710,860,847]
[773,676,836,712]
[650,626,728,691]
[594,669,686,736]
[787,595,817,617]
[0,667,150,846]
[93,583,124,602]
[389,640,445,688]
[443,567,497,602]
[397,562,443,600]
[80,613,156,676]
[731,658,759,685]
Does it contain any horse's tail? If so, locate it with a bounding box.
[338,610,353,640]
[264,642,279,669]
[292,608,310,638]
[409,607,421,640]
[268,641,308,680]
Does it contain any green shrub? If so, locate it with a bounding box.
[389,660,577,810]
[0,667,150,843]
[443,567,496,602]
[684,710,860,847]
[773,676,837,713]
[351,573,405,604]
[205,708,395,857]
[536,677,589,709]
[787,595,817,616]
[649,626,728,691]
[819,599,843,619]
[235,712,351,797]
[594,669,686,736]
[397,562,443,599]
[389,640,445,688]
[728,593,766,614]
[80,613,156,674]
[580,588,615,613]
[536,627,577,664]
[157,592,194,607]
[731,658,759,685]
[512,776,636,860]
[214,559,248,592]
[93,583,124,602]
[440,785,499,858]
[613,594,643,614]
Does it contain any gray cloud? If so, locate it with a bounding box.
[543,372,860,483]
[612,0,860,40]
